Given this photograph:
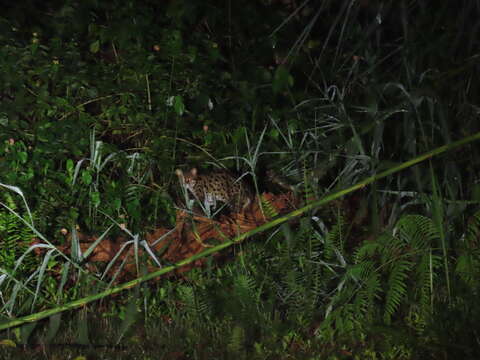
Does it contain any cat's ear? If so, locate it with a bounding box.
[175,169,185,183]
[190,168,198,177]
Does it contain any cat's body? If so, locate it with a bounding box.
[175,168,253,212]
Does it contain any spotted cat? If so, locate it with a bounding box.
[175,168,253,212]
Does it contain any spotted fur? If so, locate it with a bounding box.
[175,168,252,211]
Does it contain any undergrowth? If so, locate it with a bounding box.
[1,0,480,358]
[2,208,480,359]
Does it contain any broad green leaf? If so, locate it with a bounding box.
[81,170,92,185]
[89,40,100,53]
[173,95,185,116]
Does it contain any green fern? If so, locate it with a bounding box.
[384,259,413,324]
[234,274,258,305]
[227,325,245,354]
[396,215,442,319]
[354,236,384,262]
[455,210,480,288]
[260,194,278,218]
[395,214,439,249]
[415,250,441,323]
[325,214,444,332]
[0,203,36,272]
[324,211,346,259]
[177,284,210,320]
[360,271,382,321]
[271,216,346,322]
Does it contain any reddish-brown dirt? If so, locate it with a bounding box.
[32,192,297,281]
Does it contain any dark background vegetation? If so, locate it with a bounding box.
[1,0,480,358]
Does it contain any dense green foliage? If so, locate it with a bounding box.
[1,0,480,358]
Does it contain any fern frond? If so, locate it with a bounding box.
[260,194,278,218]
[234,273,258,306]
[455,251,480,287]
[355,271,382,321]
[384,260,413,324]
[354,234,389,262]
[227,325,245,354]
[416,251,441,319]
[348,260,375,281]
[324,212,346,259]
[465,210,480,247]
[0,210,36,271]
[394,215,439,249]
